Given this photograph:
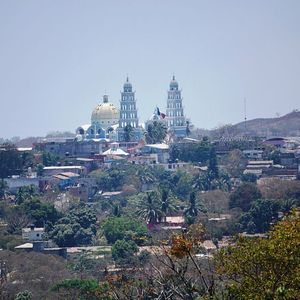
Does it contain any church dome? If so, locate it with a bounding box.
[170,75,178,90]
[91,95,119,129]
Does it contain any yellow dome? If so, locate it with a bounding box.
[91,95,119,129]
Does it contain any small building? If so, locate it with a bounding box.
[52,172,80,189]
[243,149,264,160]
[4,177,39,192]
[102,142,129,157]
[15,241,67,258]
[22,225,45,241]
[128,154,158,165]
[43,166,85,176]
[140,143,170,163]
[243,160,273,177]
[161,161,190,171]
[100,191,123,200]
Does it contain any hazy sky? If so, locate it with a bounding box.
[0,0,300,138]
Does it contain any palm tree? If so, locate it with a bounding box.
[184,191,207,225]
[136,167,156,191]
[137,191,162,227]
[193,172,211,191]
[159,187,177,222]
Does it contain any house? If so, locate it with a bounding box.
[43,165,85,176]
[128,154,158,165]
[243,160,273,177]
[5,177,39,192]
[22,225,45,241]
[52,172,80,189]
[242,149,264,160]
[160,161,190,171]
[140,144,170,164]
[151,215,185,231]
[15,241,67,258]
[68,177,97,202]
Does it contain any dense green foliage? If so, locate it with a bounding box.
[239,199,280,233]
[21,198,61,227]
[49,206,97,247]
[229,182,262,211]
[145,121,167,144]
[0,144,23,178]
[102,216,148,245]
[217,211,300,299]
[42,152,59,167]
[169,139,212,163]
[111,239,138,265]
[52,279,112,300]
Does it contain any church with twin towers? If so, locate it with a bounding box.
[76,76,189,142]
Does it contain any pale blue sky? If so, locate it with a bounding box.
[0,0,300,138]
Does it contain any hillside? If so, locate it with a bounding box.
[210,110,300,138]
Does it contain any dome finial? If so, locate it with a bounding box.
[172,74,175,80]
[126,75,129,82]
[103,94,108,103]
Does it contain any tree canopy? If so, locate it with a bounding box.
[217,210,300,300]
[102,216,148,245]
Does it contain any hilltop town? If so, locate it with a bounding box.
[0,76,300,299]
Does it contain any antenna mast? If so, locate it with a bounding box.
[244,98,247,134]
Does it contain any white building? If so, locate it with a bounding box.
[22,225,45,241]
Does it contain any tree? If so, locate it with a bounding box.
[102,216,148,245]
[193,171,212,191]
[123,124,134,142]
[135,166,156,191]
[186,120,191,136]
[52,279,111,300]
[15,185,37,205]
[145,121,167,144]
[36,164,44,177]
[184,191,206,225]
[49,206,97,247]
[208,147,218,179]
[172,169,193,198]
[6,208,30,234]
[137,191,162,226]
[0,180,8,199]
[169,144,180,162]
[229,183,262,212]
[217,210,300,299]
[21,198,60,227]
[169,140,211,163]
[225,149,247,178]
[111,239,138,265]
[159,187,177,222]
[240,173,257,183]
[42,152,59,166]
[0,143,22,179]
[239,199,280,233]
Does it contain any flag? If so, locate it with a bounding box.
[160,112,166,119]
[156,107,166,119]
